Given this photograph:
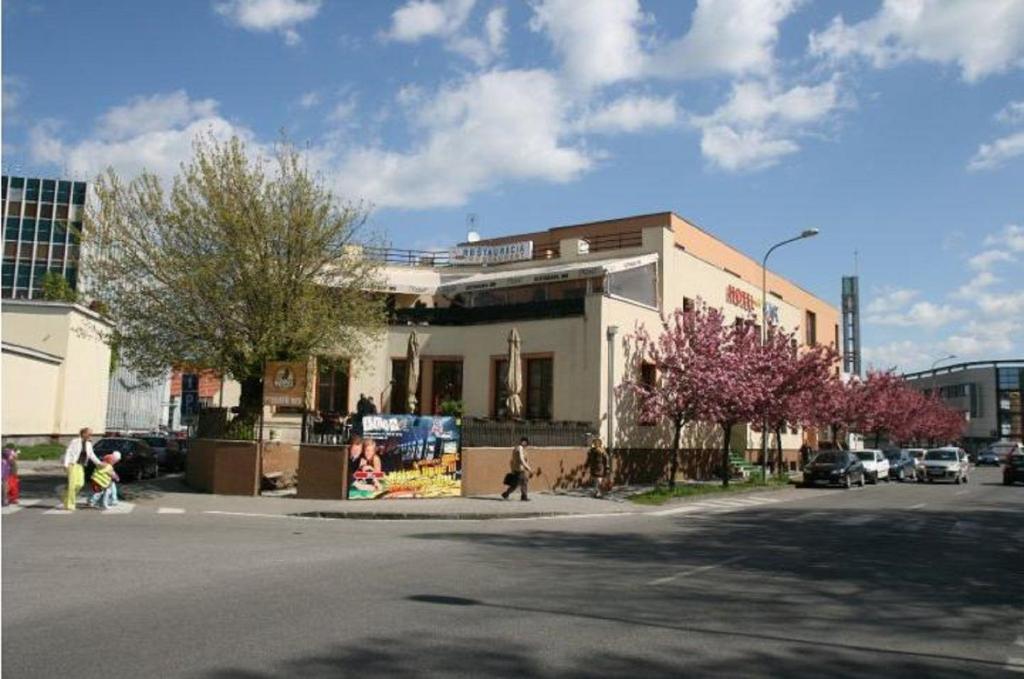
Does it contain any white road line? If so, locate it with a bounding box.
[648,556,747,585]
[954,490,970,496]
[908,503,927,509]
[42,507,75,515]
[157,507,186,514]
[1006,657,1024,673]
[648,503,716,517]
[2,505,23,515]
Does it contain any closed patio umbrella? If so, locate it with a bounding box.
[406,331,420,414]
[505,328,523,419]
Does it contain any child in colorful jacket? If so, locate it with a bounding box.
[88,452,121,509]
[1,446,18,506]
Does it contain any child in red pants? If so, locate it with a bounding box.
[2,446,19,505]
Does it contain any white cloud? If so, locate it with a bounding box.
[96,91,219,140]
[385,0,504,66]
[952,271,997,299]
[698,126,798,172]
[650,0,802,79]
[866,301,966,328]
[298,90,321,109]
[810,0,1024,83]
[29,92,255,181]
[692,78,841,171]
[976,290,1024,317]
[214,0,321,45]
[385,0,474,42]
[529,0,646,89]
[2,75,24,121]
[996,100,1024,125]
[576,95,678,134]
[862,340,935,372]
[945,319,1022,357]
[866,287,919,314]
[326,93,358,125]
[983,224,1024,252]
[967,131,1024,171]
[968,249,1015,270]
[329,69,591,208]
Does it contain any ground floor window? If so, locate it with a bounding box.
[525,357,553,420]
[493,358,509,418]
[317,360,350,416]
[432,360,463,414]
[390,359,409,414]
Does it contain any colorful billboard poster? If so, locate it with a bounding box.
[348,415,460,499]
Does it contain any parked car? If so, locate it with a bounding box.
[141,434,185,472]
[92,438,159,482]
[884,449,917,482]
[854,449,890,483]
[902,448,927,481]
[984,442,1024,465]
[1004,454,1024,486]
[976,449,1002,466]
[923,447,969,484]
[802,451,865,489]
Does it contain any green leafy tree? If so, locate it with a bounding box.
[85,135,386,421]
[39,271,78,302]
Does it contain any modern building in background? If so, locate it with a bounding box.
[2,175,87,299]
[904,360,1024,451]
[2,300,112,444]
[841,275,862,376]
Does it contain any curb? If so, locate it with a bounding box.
[289,510,568,521]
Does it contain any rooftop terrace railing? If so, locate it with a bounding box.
[364,247,452,267]
[582,231,644,253]
[391,297,585,326]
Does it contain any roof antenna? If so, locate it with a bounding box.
[853,249,859,276]
[466,213,480,242]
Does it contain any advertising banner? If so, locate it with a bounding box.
[348,415,460,500]
[450,241,533,265]
[264,361,307,407]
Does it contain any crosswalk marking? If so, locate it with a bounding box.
[2,504,23,515]
[157,507,185,514]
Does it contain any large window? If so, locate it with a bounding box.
[639,362,657,426]
[525,357,553,420]
[493,358,509,418]
[998,368,1022,390]
[431,360,463,413]
[316,360,350,416]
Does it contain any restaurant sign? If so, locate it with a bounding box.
[726,285,757,313]
[450,241,533,265]
[263,360,308,407]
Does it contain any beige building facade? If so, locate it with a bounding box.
[272,213,840,462]
[2,300,112,444]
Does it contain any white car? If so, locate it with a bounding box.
[854,449,890,484]
[923,447,970,484]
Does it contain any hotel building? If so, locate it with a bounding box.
[280,212,840,468]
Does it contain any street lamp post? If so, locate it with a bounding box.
[929,354,956,399]
[761,228,819,481]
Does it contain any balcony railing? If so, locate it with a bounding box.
[583,231,643,253]
[391,297,586,326]
[364,247,452,267]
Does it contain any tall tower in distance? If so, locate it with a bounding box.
[841,275,862,376]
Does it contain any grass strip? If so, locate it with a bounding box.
[629,475,793,506]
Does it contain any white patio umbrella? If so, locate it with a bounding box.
[505,328,523,419]
[406,331,420,414]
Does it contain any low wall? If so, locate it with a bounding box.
[186,439,259,496]
[296,444,349,500]
[461,447,589,496]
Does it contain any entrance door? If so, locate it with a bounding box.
[431,360,463,414]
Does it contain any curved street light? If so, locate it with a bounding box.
[760,228,820,480]
[931,354,957,371]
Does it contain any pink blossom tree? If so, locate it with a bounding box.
[853,370,909,448]
[619,304,729,488]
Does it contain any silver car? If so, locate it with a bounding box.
[923,447,969,484]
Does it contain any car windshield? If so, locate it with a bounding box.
[94,439,134,453]
[855,452,874,461]
[143,437,167,446]
[813,452,842,464]
[885,452,901,460]
[925,450,957,461]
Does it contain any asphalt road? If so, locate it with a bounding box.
[3,467,1023,678]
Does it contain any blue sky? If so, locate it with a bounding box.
[3,0,1023,372]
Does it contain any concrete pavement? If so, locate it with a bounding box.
[3,467,1022,678]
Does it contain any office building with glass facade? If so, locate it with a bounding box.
[1,175,87,299]
[905,360,1024,451]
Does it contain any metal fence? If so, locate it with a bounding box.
[391,298,585,326]
[461,419,595,448]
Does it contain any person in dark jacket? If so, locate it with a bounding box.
[586,437,611,498]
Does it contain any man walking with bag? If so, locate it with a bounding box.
[501,437,532,501]
[62,427,102,511]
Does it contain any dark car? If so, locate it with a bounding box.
[884,449,917,482]
[92,438,159,482]
[141,434,185,472]
[1004,454,1024,486]
[803,451,865,489]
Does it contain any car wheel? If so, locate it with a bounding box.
[843,475,851,489]
[858,474,865,487]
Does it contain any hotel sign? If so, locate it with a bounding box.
[450,241,533,265]
[263,360,308,407]
[726,285,757,313]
